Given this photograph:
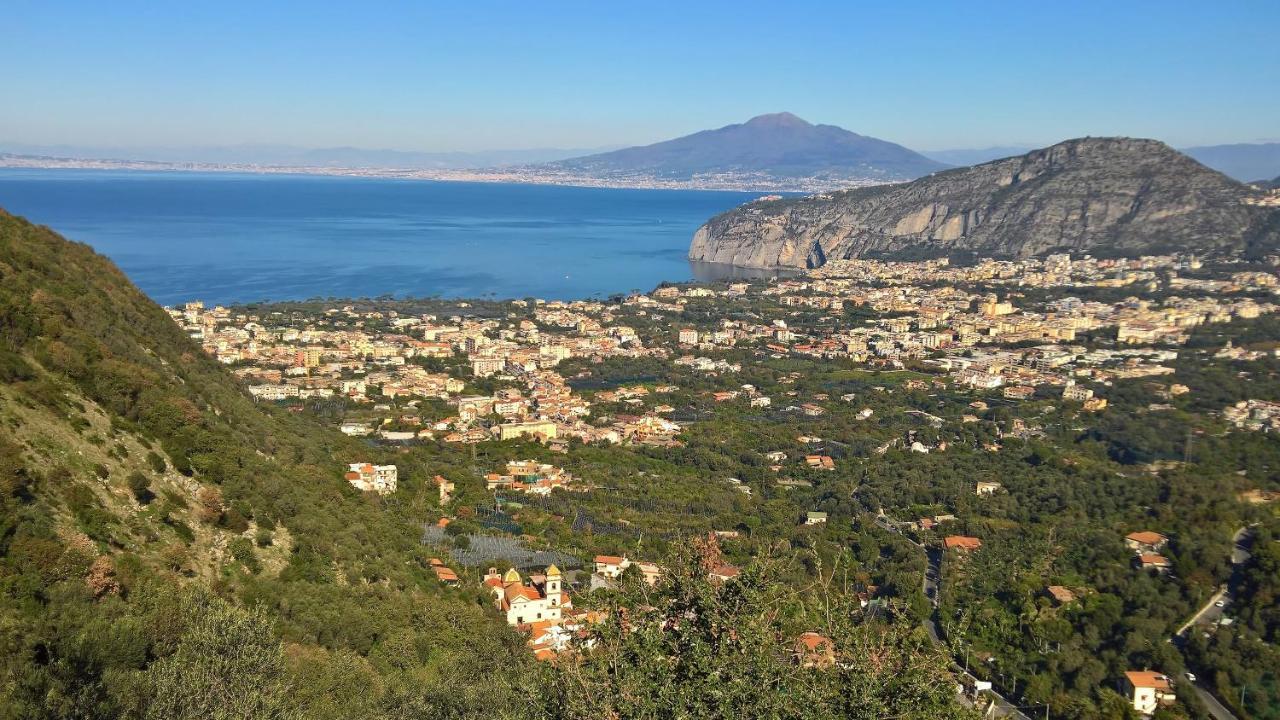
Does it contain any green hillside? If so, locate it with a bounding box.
[0,209,537,718]
[0,210,969,719]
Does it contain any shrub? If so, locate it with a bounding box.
[127,471,154,505]
[228,537,261,574]
[146,451,167,473]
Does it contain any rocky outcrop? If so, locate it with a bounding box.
[689,138,1280,267]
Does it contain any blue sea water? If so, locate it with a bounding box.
[0,169,772,306]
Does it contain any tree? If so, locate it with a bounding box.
[543,545,977,719]
[195,486,224,524]
[143,591,297,720]
[128,471,154,505]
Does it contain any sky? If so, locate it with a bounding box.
[3,1,1278,153]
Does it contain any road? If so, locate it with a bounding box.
[875,512,1031,720]
[1171,525,1256,720]
[1185,676,1240,720]
[1179,526,1254,636]
[877,514,1258,720]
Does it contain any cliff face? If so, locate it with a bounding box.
[689,138,1280,268]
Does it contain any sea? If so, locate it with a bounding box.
[0,168,785,307]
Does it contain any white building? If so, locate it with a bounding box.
[484,566,568,626]
[1122,671,1175,714]
[345,463,398,495]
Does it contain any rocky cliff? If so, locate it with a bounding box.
[689,138,1280,268]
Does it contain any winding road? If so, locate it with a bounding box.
[1172,525,1256,720]
[875,512,1031,720]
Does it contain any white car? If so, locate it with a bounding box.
[1185,672,1198,683]
[1214,600,1226,608]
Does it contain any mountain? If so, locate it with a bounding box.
[1181,142,1280,183]
[0,142,614,169]
[689,137,1280,268]
[548,113,949,182]
[921,146,1035,167]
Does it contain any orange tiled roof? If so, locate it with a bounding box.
[1124,671,1172,691]
[944,536,983,551]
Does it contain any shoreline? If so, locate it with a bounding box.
[0,154,891,194]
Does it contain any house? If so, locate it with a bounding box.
[492,419,558,442]
[471,356,505,377]
[432,565,460,586]
[1122,671,1176,714]
[634,561,662,587]
[594,555,630,579]
[433,475,455,504]
[804,511,828,526]
[944,536,983,552]
[1003,385,1035,400]
[975,481,1002,496]
[345,463,397,495]
[793,632,836,669]
[709,564,740,583]
[678,328,698,345]
[805,455,836,470]
[483,565,570,627]
[1046,586,1076,605]
[1125,531,1168,553]
[1083,397,1108,412]
[1136,554,1172,573]
[1062,381,1095,402]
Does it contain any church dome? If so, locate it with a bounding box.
[503,568,521,584]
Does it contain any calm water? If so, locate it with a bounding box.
[0,169,770,306]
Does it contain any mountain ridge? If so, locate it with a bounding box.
[689,137,1280,268]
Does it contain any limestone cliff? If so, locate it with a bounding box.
[689,138,1280,268]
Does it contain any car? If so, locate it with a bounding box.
[1185,672,1197,683]
[1214,600,1226,608]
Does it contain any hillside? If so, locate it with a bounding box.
[0,209,541,718]
[689,137,1280,268]
[549,112,948,182]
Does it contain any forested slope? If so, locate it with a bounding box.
[0,209,535,718]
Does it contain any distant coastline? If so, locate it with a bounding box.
[0,152,891,194]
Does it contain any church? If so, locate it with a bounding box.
[483,565,571,627]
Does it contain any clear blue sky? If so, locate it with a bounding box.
[4,1,1277,152]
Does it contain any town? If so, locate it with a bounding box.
[168,250,1280,718]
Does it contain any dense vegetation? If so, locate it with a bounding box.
[0,210,537,718]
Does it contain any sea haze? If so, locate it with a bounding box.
[0,169,767,306]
